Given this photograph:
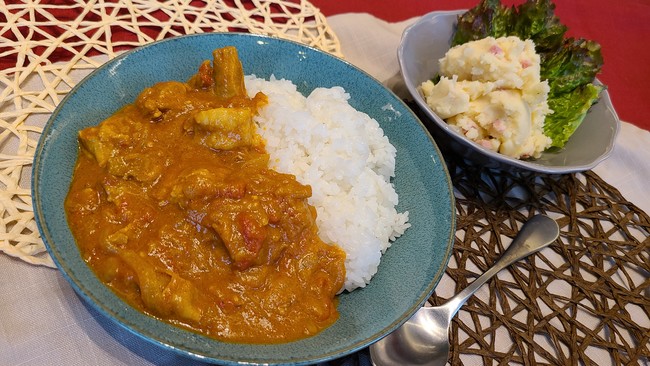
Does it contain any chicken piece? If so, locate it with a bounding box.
[193,107,263,150]
[79,126,111,167]
[119,250,202,323]
[106,152,163,182]
[209,198,270,270]
[78,112,154,177]
[78,114,136,167]
[168,168,246,207]
[243,169,312,199]
[136,81,189,121]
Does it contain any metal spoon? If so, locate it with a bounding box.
[369,214,560,366]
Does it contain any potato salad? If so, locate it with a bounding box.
[420,36,552,159]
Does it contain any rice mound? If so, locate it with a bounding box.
[245,75,410,292]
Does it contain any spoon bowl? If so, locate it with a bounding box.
[369,214,560,366]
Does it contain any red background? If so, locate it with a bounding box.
[311,0,650,132]
[2,0,647,131]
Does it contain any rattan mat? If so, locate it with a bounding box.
[0,0,340,266]
[440,155,649,365]
[329,151,650,366]
[326,106,650,365]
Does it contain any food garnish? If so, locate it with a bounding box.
[452,0,604,148]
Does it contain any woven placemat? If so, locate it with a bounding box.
[329,153,649,366]
[350,104,649,366]
[0,0,340,266]
[440,155,649,365]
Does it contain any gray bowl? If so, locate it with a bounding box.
[398,10,620,174]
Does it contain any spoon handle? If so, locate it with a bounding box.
[442,214,559,319]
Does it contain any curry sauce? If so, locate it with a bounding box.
[64,47,346,343]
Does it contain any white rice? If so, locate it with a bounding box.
[245,75,410,292]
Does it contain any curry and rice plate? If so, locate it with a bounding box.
[64,46,408,343]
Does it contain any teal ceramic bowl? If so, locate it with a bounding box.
[32,33,455,365]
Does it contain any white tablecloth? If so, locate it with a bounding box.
[1,14,648,366]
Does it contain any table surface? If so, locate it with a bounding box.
[1,1,648,366]
[310,0,650,132]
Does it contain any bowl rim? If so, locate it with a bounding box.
[31,32,457,365]
[398,9,621,174]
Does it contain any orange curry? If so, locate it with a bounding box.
[64,47,346,343]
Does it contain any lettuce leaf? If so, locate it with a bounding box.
[545,83,604,148]
[509,0,567,53]
[451,0,513,45]
[451,0,604,149]
[541,38,604,94]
